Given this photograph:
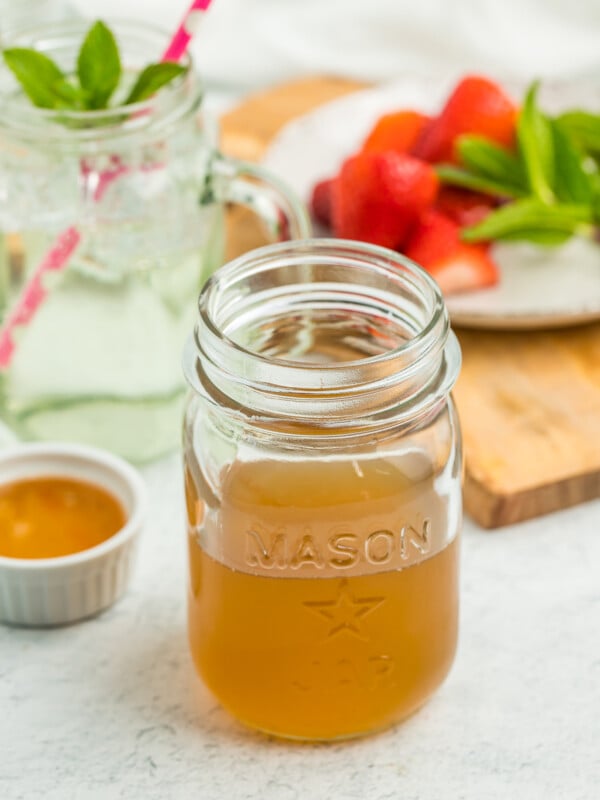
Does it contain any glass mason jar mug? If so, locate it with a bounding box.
[0,20,308,462]
[183,239,463,740]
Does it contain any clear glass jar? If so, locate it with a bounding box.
[0,20,308,462]
[183,239,462,741]
[0,0,73,41]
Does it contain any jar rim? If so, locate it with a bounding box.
[200,238,444,369]
[186,239,462,430]
[0,19,202,142]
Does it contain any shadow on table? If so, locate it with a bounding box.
[98,617,400,754]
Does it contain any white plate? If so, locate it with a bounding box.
[262,76,600,330]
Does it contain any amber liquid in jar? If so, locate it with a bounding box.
[185,239,462,739]
[186,456,459,740]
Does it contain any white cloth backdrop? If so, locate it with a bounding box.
[68,0,600,91]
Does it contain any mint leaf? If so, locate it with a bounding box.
[52,77,89,110]
[517,82,555,203]
[456,135,527,192]
[77,20,121,110]
[3,48,66,109]
[462,198,593,243]
[4,21,187,119]
[489,229,573,246]
[551,121,594,205]
[435,164,525,198]
[436,83,600,247]
[557,111,600,155]
[124,62,187,105]
[590,175,600,223]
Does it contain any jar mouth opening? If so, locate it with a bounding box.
[188,240,461,426]
[198,238,445,374]
[0,19,202,140]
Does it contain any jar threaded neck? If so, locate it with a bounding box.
[185,239,461,429]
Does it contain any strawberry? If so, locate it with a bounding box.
[413,75,517,163]
[361,110,430,156]
[404,209,499,295]
[435,186,495,227]
[310,178,334,227]
[331,151,439,250]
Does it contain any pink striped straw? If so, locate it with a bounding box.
[0,228,80,367]
[162,0,214,62]
[0,0,215,369]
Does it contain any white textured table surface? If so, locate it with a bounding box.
[2,453,599,800]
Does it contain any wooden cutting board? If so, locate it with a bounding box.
[220,76,600,528]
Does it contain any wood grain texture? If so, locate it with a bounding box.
[455,327,600,526]
[219,76,600,528]
[221,76,367,162]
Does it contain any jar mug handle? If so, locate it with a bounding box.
[207,153,312,241]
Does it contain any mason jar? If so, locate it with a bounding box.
[183,239,462,740]
[0,20,308,461]
[0,0,73,41]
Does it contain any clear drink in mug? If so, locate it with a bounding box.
[0,20,308,461]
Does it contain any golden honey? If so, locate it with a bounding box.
[186,457,459,740]
[0,476,125,559]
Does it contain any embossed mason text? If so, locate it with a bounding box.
[244,519,432,571]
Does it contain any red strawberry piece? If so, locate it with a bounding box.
[310,178,334,227]
[435,186,495,227]
[331,151,439,250]
[413,75,517,164]
[404,209,499,295]
[362,110,431,156]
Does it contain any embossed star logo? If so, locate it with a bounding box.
[303,579,385,640]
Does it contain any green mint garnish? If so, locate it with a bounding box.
[3,48,67,109]
[124,62,189,105]
[551,119,594,205]
[556,111,600,156]
[516,81,555,204]
[2,19,187,116]
[76,21,121,110]
[461,199,593,245]
[435,163,526,199]
[456,135,527,195]
[436,80,600,245]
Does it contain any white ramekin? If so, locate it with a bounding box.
[0,442,147,626]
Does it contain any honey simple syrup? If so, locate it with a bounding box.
[186,457,459,740]
[0,476,125,559]
[183,239,462,739]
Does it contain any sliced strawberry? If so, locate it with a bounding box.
[413,75,517,164]
[310,178,334,227]
[331,152,439,250]
[435,186,495,227]
[362,110,430,156]
[404,209,499,295]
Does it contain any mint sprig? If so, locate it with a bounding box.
[77,21,121,110]
[435,163,526,199]
[436,81,600,246]
[557,111,600,155]
[3,48,69,109]
[458,135,527,192]
[436,135,528,199]
[461,199,594,246]
[551,119,593,205]
[2,19,187,117]
[125,62,188,105]
[517,81,555,204]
